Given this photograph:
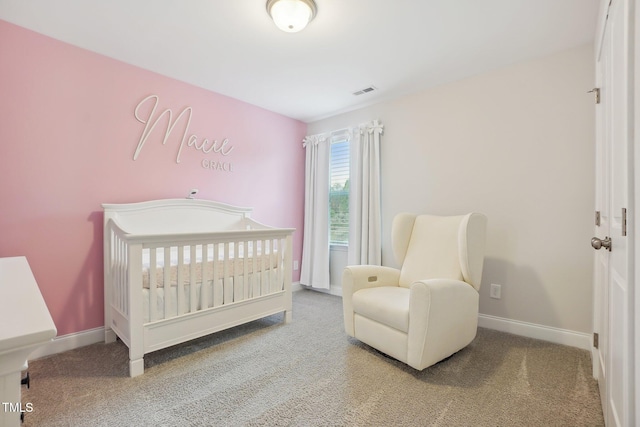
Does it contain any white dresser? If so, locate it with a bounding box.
[0,257,57,427]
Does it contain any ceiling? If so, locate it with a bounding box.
[0,0,600,123]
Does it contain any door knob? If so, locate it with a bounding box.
[591,236,612,251]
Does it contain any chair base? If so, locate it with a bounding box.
[354,314,408,366]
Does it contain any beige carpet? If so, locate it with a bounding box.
[22,290,603,426]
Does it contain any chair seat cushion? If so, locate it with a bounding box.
[352,286,410,333]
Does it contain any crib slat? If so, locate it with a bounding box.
[252,239,259,297]
[213,243,221,307]
[149,249,157,322]
[265,239,272,294]
[201,244,209,310]
[177,246,184,316]
[262,239,268,295]
[270,239,277,293]
[271,238,277,292]
[261,240,267,296]
[189,245,197,312]
[163,247,171,319]
[233,242,242,302]
[243,240,250,300]
[223,242,231,304]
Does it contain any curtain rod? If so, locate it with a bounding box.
[302,120,382,147]
[302,127,352,147]
[330,127,352,135]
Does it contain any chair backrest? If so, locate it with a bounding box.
[393,213,487,291]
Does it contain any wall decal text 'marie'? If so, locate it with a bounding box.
[132,94,234,171]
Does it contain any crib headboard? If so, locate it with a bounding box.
[102,199,254,235]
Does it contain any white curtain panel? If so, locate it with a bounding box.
[300,134,331,289]
[348,120,383,266]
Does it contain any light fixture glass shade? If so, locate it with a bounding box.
[267,0,317,33]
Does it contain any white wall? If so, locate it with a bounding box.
[308,44,595,334]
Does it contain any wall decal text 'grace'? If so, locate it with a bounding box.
[133,94,234,164]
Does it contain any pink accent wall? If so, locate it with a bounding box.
[0,20,306,336]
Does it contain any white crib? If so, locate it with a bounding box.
[102,199,294,377]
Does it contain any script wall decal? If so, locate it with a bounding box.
[132,94,234,171]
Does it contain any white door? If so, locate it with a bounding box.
[592,0,633,425]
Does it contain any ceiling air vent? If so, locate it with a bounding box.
[352,86,377,96]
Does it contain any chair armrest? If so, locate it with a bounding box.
[342,265,400,336]
[407,279,479,370]
[342,265,401,296]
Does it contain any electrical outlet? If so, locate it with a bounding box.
[293,260,299,270]
[490,283,502,299]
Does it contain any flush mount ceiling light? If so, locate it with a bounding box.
[266,0,317,33]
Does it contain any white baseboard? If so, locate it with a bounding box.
[29,326,105,361]
[299,284,343,297]
[329,285,343,297]
[478,313,592,351]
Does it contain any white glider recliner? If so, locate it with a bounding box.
[342,212,487,370]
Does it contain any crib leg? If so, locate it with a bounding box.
[129,358,144,377]
[105,328,117,343]
[284,309,292,323]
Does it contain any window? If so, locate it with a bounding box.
[329,138,349,245]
